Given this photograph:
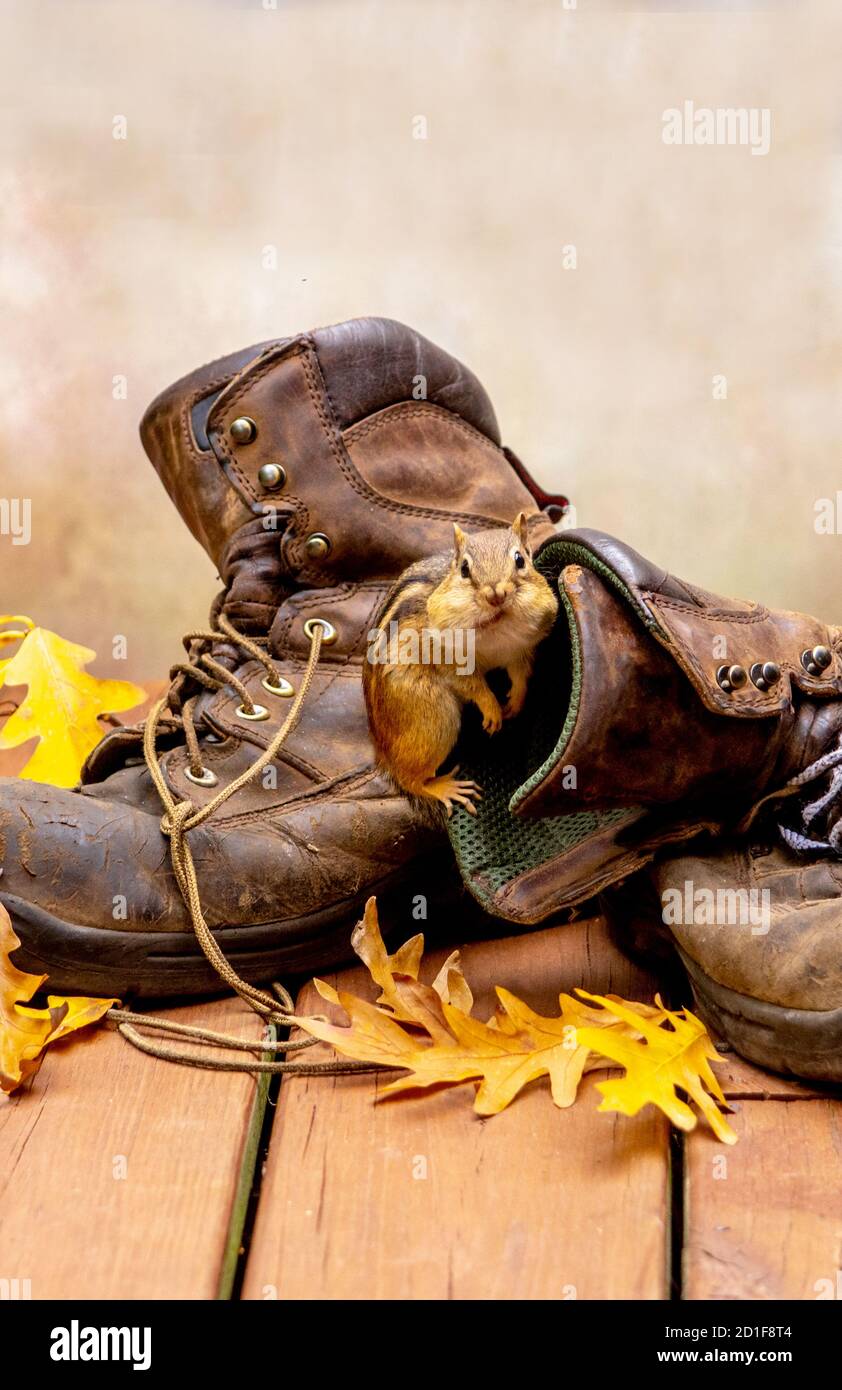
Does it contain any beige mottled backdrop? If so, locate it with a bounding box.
[2,0,841,680]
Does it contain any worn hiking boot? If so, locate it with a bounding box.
[446,527,842,926]
[0,318,564,997]
[604,836,842,1083]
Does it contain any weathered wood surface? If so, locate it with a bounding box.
[0,996,265,1300]
[683,1098,842,1301]
[243,916,674,1301]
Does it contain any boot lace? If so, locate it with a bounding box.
[108,614,384,1077]
[778,731,842,854]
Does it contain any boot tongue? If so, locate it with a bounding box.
[170,520,293,711]
[216,517,294,635]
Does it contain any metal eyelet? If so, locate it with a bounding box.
[303,618,337,645]
[262,675,294,698]
[184,766,219,787]
[235,703,270,721]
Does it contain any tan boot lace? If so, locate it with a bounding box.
[109,617,385,1076]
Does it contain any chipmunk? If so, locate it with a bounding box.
[363,512,558,816]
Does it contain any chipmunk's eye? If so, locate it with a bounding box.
[514,550,526,570]
[460,559,471,579]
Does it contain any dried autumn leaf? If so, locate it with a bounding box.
[299,900,735,1139]
[0,902,118,1093]
[388,988,599,1113]
[0,621,145,787]
[297,981,661,1117]
[350,897,472,1021]
[574,990,737,1145]
[0,615,33,687]
[431,949,474,1014]
[350,898,424,1023]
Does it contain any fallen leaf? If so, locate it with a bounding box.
[295,897,735,1140]
[0,902,118,1093]
[431,949,474,1014]
[301,981,668,1116]
[387,988,599,1114]
[0,616,33,687]
[349,898,474,1023]
[574,990,737,1145]
[0,622,145,787]
[349,898,425,1023]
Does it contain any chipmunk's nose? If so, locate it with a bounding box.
[484,583,510,608]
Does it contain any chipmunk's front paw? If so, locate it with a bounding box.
[423,768,482,817]
[502,694,525,720]
[502,678,528,720]
[482,708,504,735]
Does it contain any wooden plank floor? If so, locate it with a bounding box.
[683,1098,842,1301]
[0,996,266,1300]
[243,914,842,1302]
[242,917,674,1301]
[1,900,840,1299]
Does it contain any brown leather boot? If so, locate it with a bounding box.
[0,318,563,997]
[447,527,842,921]
[605,838,842,1082]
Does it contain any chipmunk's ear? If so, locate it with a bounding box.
[452,522,467,554]
[512,511,530,551]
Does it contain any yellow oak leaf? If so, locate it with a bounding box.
[299,900,735,1140]
[350,898,425,1023]
[0,902,118,1093]
[0,623,145,787]
[574,990,737,1144]
[0,616,34,647]
[0,616,34,687]
[431,948,474,1015]
[297,980,658,1116]
[349,897,472,1022]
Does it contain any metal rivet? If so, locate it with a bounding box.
[235,702,270,721]
[262,675,294,698]
[257,463,286,491]
[184,766,219,787]
[716,663,747,693]
[230,416,257,444]
[303,617,337,646]
[304,533,331,560]
[750,661,781,692]
[802,646,832,676]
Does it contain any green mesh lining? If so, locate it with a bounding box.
[447,538,658,911]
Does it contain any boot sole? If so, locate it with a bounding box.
[1,853,462,1001]
[677,946,842,1086]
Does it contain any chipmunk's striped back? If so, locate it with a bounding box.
[371,551,453,634]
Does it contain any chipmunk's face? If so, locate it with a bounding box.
[427,512,557,646]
